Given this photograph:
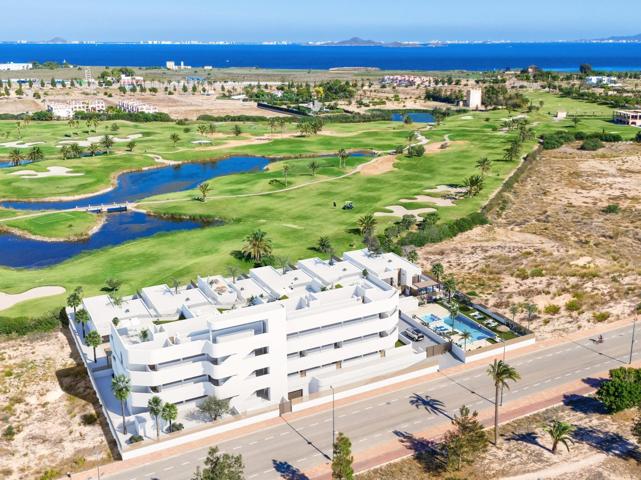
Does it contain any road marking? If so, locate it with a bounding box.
[144,473,156,477]
[378,402,387,406]
[280,432,289,436]
[310,422,319,427]
[163,466,174,471]
[181,461,191,466]
[374,433,383,438]
[400,423,409,428]
[359,437,368,442]
[339,414,347,418]
[265,436,274,440]
[249,441,258,446]
[296,457,307,462]
[233,446,242,450]
[413,420,421,425]
[249,474,258,479]
[353,410,361,414]
[365,406,373,410]
[263,469,273,474]
[323,418,331,423]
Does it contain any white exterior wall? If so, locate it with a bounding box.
[467,88,482,110]
[87,252,422,416]
[0,62,32,71]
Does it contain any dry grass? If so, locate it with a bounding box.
[0,331,114,480]
[417,142,641,339]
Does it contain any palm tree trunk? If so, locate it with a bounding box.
[93,347,97,363]
[494,383,500,445]
[156,417,160,440]
[552,440,557,454]
[121,401,127,435]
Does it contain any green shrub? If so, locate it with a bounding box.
[574,131,587,140]
[596,367,641,413]
[2,425,15,441]
[602,204,620,214]
[39,469,61,480]
[592,312,611,322]
[635,131,641,143]
[581,138,603,151]
[544,304,561,315]
[599,132,623,142]
[127,434,144,444]
[514,268,529,280]
[168,422,184,432]
[529,268,545,277]
[0,309,65,336]
[80,413,98,425]
[565,299,582,312]
[400,212,488,248]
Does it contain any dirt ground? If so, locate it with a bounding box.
[359,396,641,480]
[0,330,114,480]
[417,142,641,340]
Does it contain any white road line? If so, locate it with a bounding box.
[353,410,361,414]
[263,469,273,474]
[265,436,274,440]
[296,457,307,462]
[249,474,258,479]
[339,414,347,418]
[249,441,258,446]
[365,406,373,410]
[233,446,242,450]
[163,466,174,471]
[144,473,156,477]
[181,461,191,466]
[359,437,368,442]
[323,418,331,423]
[310,423,319,427]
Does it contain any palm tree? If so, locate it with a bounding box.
[449,303,460,334]
[509,304,521,323]
[226,265,241,283]
[111,374,131,434]
[69,143,83,159]
[169,133,180,147]
[406,249,418,263]
[357,214,377,238]
[487,360,520,445]
[443,276,457,302]
[148,396,164,440]
[88,143,99,157]
[337,148,350,168]
[85,330,102,362]
[27,146,44,162]
[66,286,83,317]
[269,118,278,135]
[101,134,114,154]
[197,124,208,136]
[242,229,272,264]
[75,309,89,338]
[523,303,538,330]
[198,182,211,202]
[207,123,216,135]
[161,402,178,432]
[282,163,290,186]
[462,174,484,197]
[317,236,332,255]
[431,262,445,289]
[545,420,575,454]
[460,331,472,350]
[308,160,320,176]
[9,148,23,166]
[475,157,493,177]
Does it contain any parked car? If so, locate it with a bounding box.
[404,328,425,342]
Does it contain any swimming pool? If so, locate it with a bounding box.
[423,313,495,342]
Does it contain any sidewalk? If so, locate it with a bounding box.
[66,318,635,480]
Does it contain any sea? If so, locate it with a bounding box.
[1,42,641,71]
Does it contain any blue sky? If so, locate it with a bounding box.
[3,0,640,42]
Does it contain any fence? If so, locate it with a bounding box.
[256,102,309,116]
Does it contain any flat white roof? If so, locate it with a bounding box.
[296,258,361,286]
[250,266,314,299]
[82,295,153,337]
[343,249,422,278]
[141,284,210,316]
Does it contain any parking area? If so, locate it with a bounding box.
[399,316,440,350]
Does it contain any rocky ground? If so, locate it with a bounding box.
[0,330,114,480]
[418,142,641,340]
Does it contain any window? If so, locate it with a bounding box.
[255,388,270,400]
[254,368,269,377]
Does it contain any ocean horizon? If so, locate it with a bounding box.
[1,42,641,71]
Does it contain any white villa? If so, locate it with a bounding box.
[46,99,106,119]
[117,100,158,114]
[0,62,32,71]
[79,250,426,416]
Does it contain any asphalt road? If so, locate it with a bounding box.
[102,324,638,480]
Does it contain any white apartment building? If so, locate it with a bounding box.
[120,74,145,86]
[81,250,425,416]
[46,100,106,119]
[466,88,483,110]
[117,100,159,114]
[0,62,33,71]
[585,76,620,87]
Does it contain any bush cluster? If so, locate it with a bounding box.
[0,309,65,335]
[596,367,641,412]
[399,212,489,248]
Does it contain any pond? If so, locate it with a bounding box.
[0,156,270,269]
[391,112,435,123]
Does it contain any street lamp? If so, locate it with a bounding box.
[500,339,506,406]
[330,385,336,460]
[630,316,637,365]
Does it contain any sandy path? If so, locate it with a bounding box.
[359,154,398,176]
[399,194,456,207]
[500,454,606,480]
[0,286,66,311]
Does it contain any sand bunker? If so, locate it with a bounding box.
[375,205,437,219]
[359,154,397,176]
[58,133,142,147]
[192,140,212,144]
[0,141,45,149]
[0,286,66,311]
[10,166,84,178]
[398,194,457,207]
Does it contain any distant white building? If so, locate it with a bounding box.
[120,75,144,86]
[0,62,33,71]
[117,100,158,114]
[46,100,105,119]
[166,61,176,71]
[585,76,620,87]
[466,88,483,110]
[78,250,427,415]
[613,110,641,127]
[166,60,191,71]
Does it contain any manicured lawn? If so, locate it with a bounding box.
[3,211,100,239]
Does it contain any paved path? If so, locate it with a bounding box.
[81,321,639,480]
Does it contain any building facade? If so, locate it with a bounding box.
[0,62,32,71]
[466,88,483,110]
[117,100,159,114]
[613,110,641,127]
[80,250,425,415]
[46,100,106,119]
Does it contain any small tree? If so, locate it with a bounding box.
[308,160,320,176]
[332,432,354,480]
[85,330,102,362]
[101,134,114,154]
[317,235,333,255]
[161,402,178,432]
[282,163,290,186]
[232,125,242,137]
[170,133,181,147]
[66,286,83,316]
[443,405,488,470]
[192,446,244,480]
[111,374,131,434]
[105,277,122,293]
[148,396,163,440]
[406,249,418,263]
[198,182,211,202]
[126,140,136,152]
[197,395,230,422]
[337,148,350,168]
[545,420,575,454]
